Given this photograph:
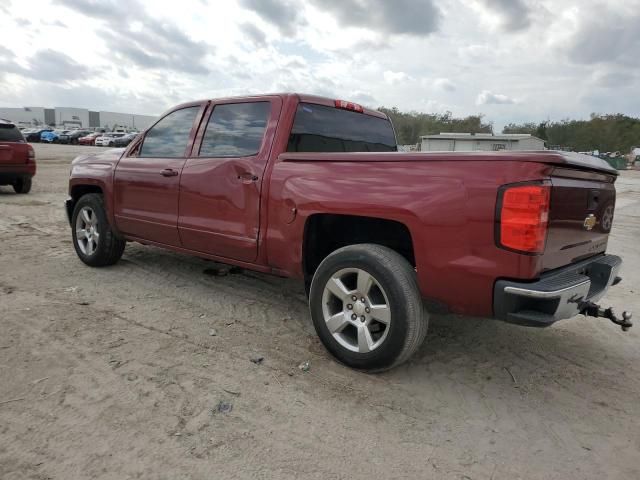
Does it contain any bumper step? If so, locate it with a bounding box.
[494,254,622,327]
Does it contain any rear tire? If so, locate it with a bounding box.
[13,177,32,194]
[309,244,428,372]
[71,193,125,267]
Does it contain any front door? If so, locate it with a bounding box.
[178,98,280,261]
[113,104,204,246]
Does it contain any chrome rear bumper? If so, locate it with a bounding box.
[493,254,622,326]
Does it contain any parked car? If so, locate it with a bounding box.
[94,132,126,147]
[65,93,629,371]
[40,129,71,143]
[77,132,102,145]
[59,129,93,145]
[111,132,139,147]
[24,127,53,142]
[0,120,36,193]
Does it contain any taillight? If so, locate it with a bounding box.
[497,183,550,254]
[27,144,35,162]
[334,99,364,113]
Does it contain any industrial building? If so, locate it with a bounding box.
[0,106,157,131]
[420,133,546,152]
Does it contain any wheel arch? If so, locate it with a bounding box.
[67,183,105,226]
[302,213,416,282]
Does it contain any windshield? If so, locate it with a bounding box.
[287,103,397,153]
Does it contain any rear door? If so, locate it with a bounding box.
[543,168,617,271]
[178,97,280,261]
[0,124,28,165]
[113,103,205,246]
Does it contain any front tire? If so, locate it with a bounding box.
[71,193,125,267]
[13,177,32,194]
[309,244,428,371]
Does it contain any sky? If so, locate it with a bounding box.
[1,0,639,132]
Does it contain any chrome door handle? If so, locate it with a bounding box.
[160,168,178,177]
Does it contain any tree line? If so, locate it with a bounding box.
[502,114,640,153]
[380,107,640,153]
[378,107,492,145]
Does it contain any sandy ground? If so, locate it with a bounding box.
[1,143,639,480]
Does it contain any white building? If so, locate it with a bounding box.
[420,133,546,152]
[98,111,154,131]
[54,107,90,129]
[0,106,156,131]
[0,107,48,127]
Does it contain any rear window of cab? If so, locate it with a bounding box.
[287,103,397,153]
[0,123,25,142]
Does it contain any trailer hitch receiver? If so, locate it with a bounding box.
[580,301,633,331]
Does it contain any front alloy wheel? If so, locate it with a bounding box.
[71,193,125,267]
[75,206,100,256]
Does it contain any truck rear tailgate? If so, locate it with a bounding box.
[542,167,616,271]
[0,142,30,165]
[0,144,14,163]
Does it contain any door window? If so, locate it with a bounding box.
[199,102,270,157]
[139,106,199,158]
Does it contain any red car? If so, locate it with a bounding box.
[0,120,36,193]
[78,132,102,145]
[64,93,629,371]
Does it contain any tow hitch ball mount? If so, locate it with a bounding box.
[580,301,633,332]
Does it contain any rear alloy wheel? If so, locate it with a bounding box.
[323,267,392,353]
[309,244,428,371]
[72,193,125,267]
[13,177,32,194]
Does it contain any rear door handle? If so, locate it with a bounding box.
[238,172,259,183]
[160,168,179,177]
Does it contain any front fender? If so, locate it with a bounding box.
[68,149,124,232]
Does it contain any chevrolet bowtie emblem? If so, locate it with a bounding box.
[583,214,597,231]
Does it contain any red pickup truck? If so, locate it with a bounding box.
[65,93,630,371]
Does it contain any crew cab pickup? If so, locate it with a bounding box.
[65,93,629,371]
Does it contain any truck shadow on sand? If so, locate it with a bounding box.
[113,246,637,398]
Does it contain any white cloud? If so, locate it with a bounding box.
[476,90,517,105]
[0,0,637,132]
[473,0,533,32]
[434,78,456,92]
[383,70,412,85]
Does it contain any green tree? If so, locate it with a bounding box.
[502,115,640,152]
[379,107,493,144]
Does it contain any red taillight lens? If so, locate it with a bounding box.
[498,184,550,253]
[27,144,35,161]
[334,99,364,113]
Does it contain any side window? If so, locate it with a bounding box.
[199,102,270,157]
[139,106,199,158]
